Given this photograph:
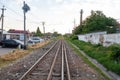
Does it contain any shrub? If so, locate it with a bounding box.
[108,44,120,62]
[67,39,120,75]
[70,35,78,40]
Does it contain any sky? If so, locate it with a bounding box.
[0,0,120,34]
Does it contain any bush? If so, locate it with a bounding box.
[67,39,120,75]
[108,44,120,62]
[70,35,78,40]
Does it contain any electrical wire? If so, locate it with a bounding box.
[0,1,66,28]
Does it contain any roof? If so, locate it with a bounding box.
[8,29,29,34]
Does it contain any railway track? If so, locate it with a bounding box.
[18,39,107,80]
[19,40,71,80]
[0,39,108,80]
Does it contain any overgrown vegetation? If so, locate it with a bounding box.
[73,10,118,34]
[67,38,120,75]
[67,39,111,80]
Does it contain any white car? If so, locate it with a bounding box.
[28,37,42,43]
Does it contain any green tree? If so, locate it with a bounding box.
[73,10,118,34]
[35,27,42,36]
[52,31,61,37]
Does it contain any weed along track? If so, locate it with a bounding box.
[0,39,108,80]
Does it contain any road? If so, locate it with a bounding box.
[0,46,15,56]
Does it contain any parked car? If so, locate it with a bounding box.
[28,37,42,43]
[0,39,24,48]
[0,40,2,46]
[27,40,35,45]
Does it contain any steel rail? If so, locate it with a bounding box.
[19,40,58,80]
[61,41,64,80]
[47,40,62,80]
[64,43,71,80]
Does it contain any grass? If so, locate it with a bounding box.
[67,38,120,76]
[0,40,51,68]
[66,39,111,80]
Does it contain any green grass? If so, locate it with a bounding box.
[68,39,120,75]
[66,40,111,80]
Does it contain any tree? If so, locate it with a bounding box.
[52,31,61,37]
[34,27,42,36]
[73,10,118,34]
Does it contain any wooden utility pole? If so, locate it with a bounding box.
[80,9,83,26]
[1,6,6,40]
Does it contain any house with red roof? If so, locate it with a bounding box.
[4,29,30,41]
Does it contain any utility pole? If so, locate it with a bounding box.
[42,22,45,34]
[23,2,26,49]
[1,6,6,40]
[74,18,76,28]
[42,22,46,40]
[80,9,83,26]
[22,1,30,49]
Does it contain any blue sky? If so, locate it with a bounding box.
[0,0,120,34]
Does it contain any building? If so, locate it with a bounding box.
[0,29,30,41]
[6,29,30,41]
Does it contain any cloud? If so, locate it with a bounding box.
[3,0,120,34]
[55,0,64,3]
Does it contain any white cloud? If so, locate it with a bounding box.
[55,0,64,3]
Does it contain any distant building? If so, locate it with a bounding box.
[6,29,30,41]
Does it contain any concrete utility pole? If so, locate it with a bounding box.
[42,22,45,34]
[23,2,26,49]
[80,9,83,26]
[74,18,76,28]
[42,22,46,40]
[1,6,6,40]
[22,1,30,49]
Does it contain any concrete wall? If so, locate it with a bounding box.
[78,32,120,46]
